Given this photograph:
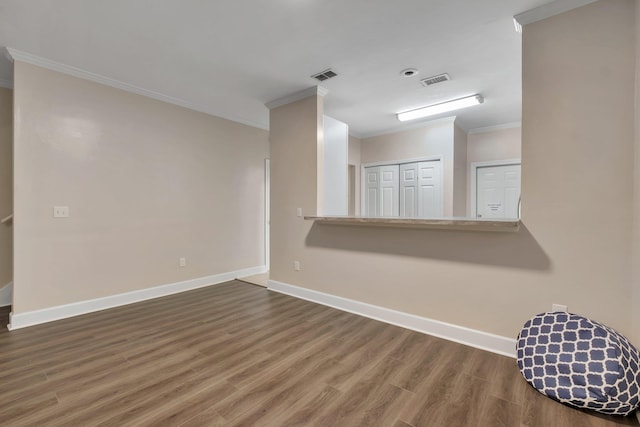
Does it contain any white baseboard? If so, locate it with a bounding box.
[8,265,267,331]
[235,265,268,278]
[268,280,517,358]
[0,281,12,307]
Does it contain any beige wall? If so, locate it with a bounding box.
[269,0,637,341]
[269,95,321,284]
[633,1,640,344]
[521,0,635,334]
[0,88,12,289]
[348,135,361,215]
[453,125,468,216]
[12,62,269,313]
[360,119,456,216]
[467,126,521,165]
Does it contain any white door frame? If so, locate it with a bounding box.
[360,155,443,216]
[265,158,270,271]
[469,159,521,218]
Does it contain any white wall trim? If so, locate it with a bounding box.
[3,47,268,130]
[265,86,329,110]
[268,280,517,358]
[0,78,13,89]
[0,282,12,307]
[469,159,521,218]
[7,265,267,330]
[468,122,521,135]
[514,0,597,27]
[348,130,365,140]
[265,158,270,271]
[2,48,13,63]
[360,155,443,169]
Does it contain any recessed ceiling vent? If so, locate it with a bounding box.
[311,69,338,82]
[420,73,450,87]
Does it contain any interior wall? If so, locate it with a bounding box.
[521,0,635,334]
[0,88,12,290]
[269,95,321,285]
[12,61,269,313]
[467,126,522,165]
[360,119,455,216]
[633,0,640,345]
[269,0,636,342]
[348,135,361,215]
[453,124,468,216]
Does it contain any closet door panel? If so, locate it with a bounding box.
[400,163,418,217]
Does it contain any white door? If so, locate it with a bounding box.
[379,165,399,217]
[364,166,380,216]
[400,160,442,218]
[400,163,417,217]
[364,165,399,217]
[476,164,521,219]
[417,161,443,218]
[265,159,270,270]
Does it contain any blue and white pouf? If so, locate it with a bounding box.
[517,312,640,416]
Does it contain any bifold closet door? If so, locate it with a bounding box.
[400,163,418,217]
[400,160,442,218]
[364,165,399,217]
[364,166,380,217]
[417,161,442,218]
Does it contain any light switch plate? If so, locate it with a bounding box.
[53,206,69,218]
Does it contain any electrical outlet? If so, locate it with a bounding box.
[53,206,69,218]
[293,261,300,271]
[296,208,302,217]
[179,257,186,267]
[552,303,568,312]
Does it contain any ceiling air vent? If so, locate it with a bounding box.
[420,73,450,87]
[311,69,338,82]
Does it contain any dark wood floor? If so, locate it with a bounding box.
[0,281,637,426]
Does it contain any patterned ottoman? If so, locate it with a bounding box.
[517,312,640,416]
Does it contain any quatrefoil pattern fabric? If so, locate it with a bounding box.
[517,312,640,416]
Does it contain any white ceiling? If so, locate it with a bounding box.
[0,0,556,137]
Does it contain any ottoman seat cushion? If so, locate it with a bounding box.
[517,312,640,416]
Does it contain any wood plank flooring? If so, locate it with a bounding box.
[0,281,637,426]
[236,273,269,288]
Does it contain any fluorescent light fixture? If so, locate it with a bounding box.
[397,94,484,122]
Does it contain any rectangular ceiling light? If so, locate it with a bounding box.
[397,94,484,122]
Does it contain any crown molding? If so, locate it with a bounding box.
[514,0,597,27]
[3,47,268,130]
[265,86,329,110]
[0,78,12,89]
[3,47,14,63]
[348,131,365,140]
[468,121,521,135]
